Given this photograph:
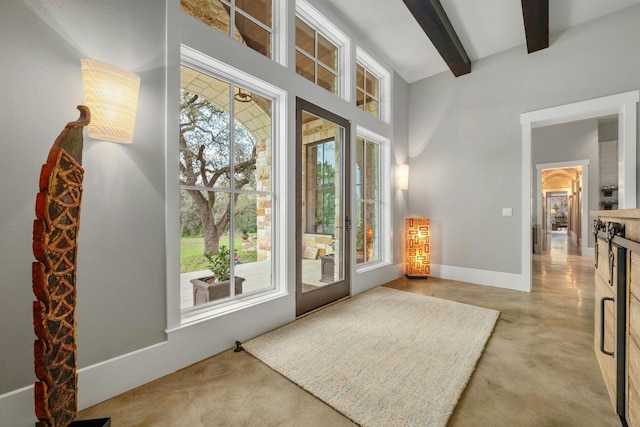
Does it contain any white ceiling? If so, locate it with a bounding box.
[317,0,640,83]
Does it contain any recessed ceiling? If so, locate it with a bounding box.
[314,0,640,83]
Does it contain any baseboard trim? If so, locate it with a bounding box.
[429,263,530,292]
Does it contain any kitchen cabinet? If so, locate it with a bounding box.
[593,209,640,426]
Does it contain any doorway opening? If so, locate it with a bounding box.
[535,161,588,257]
[520,90,639,291]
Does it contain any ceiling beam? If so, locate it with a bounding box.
[521,0,549,53]
[402,0,471,77]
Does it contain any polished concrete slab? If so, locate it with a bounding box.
[78,233,619,426]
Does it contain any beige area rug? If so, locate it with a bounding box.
[243,286,499,427]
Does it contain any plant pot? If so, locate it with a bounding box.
[320,255,335,283]
[191,276,245,306]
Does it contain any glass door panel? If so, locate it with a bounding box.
[296,98,350,316]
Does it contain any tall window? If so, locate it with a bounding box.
[179,63,274,311]
[306,139,336,234]
[295,16,339,94]
[356,63,380,118]
[355,136,381,264]
[181,0,274,59]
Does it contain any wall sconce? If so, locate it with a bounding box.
[405,218,430,278]
[397,163,409,190]
[234,87,252,103]
[81,59,141,144]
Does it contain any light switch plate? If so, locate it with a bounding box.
[502,208,513,217]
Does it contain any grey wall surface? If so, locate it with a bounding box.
[407,5,640,275]
[1,0,408,401]
[531,119,599,247]
[392,72,410,263]
[0,0,166,394]
[599,119,619,142]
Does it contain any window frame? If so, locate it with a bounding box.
[177,45,288,325]
[180,0,286,65]
[355,126,391,272]
[356,63,381,119]
[295,0,351,101]
[355,47,391,123]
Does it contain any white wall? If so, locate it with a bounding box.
[407,5,640,284]
[0,0,166,395]
[0,1,408,425]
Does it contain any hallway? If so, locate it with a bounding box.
[78,238,618,426]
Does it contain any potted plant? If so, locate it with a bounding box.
[241,228,250,241]
[191,245,245,306]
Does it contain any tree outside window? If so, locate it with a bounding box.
[179,64,273,308]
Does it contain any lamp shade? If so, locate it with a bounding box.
[405,218,430,278]
[81,59,140,144]
[397,164,409,190]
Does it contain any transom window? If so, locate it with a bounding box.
[355,47,390,122]
[355,135,381,265]
[356,63,380,118]
[179,61,275,312]
[295,16,339,95]
[181,0,274,59]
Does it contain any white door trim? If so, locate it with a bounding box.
[520,90,639,292]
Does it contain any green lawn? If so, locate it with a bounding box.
[181,236,257,273]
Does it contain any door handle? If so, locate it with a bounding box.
[599,296,614,357]
[345,215,352,231]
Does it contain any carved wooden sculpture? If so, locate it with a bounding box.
[33,106,90,427]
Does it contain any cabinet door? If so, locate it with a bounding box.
[628,252,640,426]
[595,273,617,410]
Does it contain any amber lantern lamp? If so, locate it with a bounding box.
[405,218,430,279]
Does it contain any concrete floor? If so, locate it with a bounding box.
[78,232,620,426]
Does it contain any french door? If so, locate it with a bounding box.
[296,98,350,316]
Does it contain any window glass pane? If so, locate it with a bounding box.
[181,0,231,37]
[364,201,380,262]
[356,64,365,90]
[182,0,273,59]
[235,12,271,58]
[355,136,364,196]
[317,33,338,72]
[295,17,315,57]
[180,67,231,189]
[356,89,365,110]
[306,140,336,235]
[365,141,380,199]
[317,65,337,94]
[180,190,233,308]
[356,201,364,263]
[236,0,271,27]
[234,193,272,294]
[296,51,315,84]
[365,71,379,98]
[356,137,382,265]
[366,97,379,118]
[234,88,272,191]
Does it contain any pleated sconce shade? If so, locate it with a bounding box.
[81,59,140,144]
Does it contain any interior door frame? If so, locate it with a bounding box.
[295,97,351,316]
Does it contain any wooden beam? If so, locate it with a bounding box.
[521,0,549,53]
[402,0,471,77]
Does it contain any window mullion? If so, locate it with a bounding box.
[229,84,236,295]
[234,8,273,33]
